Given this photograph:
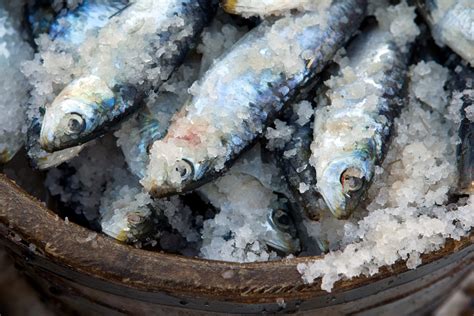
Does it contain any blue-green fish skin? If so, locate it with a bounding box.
[27,0,128,42]
[40,0,218,152]
[311,25,412,219]
[26,0,127,169]
[119,112,165,179]
[143,0,367,198]
[50,0,129,45]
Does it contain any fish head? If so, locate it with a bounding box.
[147,152,214,197]
[318,142,376,219]
[40,75,116,152]
[144,120,222,197]
[264,197,301,255]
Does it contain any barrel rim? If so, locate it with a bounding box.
[0,173,473,304]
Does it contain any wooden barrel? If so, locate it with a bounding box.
[0,174,472,315]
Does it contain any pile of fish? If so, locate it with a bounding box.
[0,0,472,262]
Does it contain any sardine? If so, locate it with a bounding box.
[272,100,323,221]
[260,144,326,255]
[417,0,473,65]
[310,24,411,219]
[27,0,128,169]
[0,2,34,164]
[198,171,301,256]
[222,0,321,17]
[449,64,474,194]
[39,0,217,152]
[142,0,367,197]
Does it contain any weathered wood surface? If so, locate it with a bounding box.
[1,174,473,315]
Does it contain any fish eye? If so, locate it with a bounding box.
[272,209,291,231]
[341,167,364,192]
[65,113,85,135]
[127,212,143,225]
[174,159,194,182]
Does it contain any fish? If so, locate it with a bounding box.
[142,0,367,197]
[271,100,323,222]
[0,2,34,164]
[449,63,474,194]
[416,0,473,65]
[198,171,301,256]
[222,0,322,17]
[260,143,326,255]
[39,0,218,152]
[26,0,129,169]
[310,24,412,219]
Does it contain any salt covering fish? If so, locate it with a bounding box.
[27,0,129,169]
[143,0,367,197]
[310,25,412,219]
[39,0,217,152]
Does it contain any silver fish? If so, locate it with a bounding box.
[417,0,473,65]
[260,145,326,255]
[310,24,411,219]
[198,171,301,256]
[272,100,323,221]
[27,0,128,169]
[0,2,33,164]
[142,0,367,197]
[39,0,217,152]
